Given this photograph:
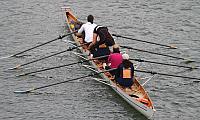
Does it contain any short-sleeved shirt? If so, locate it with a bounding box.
[78,22,97,43]
[108,53,123,68]
[93,26,103,34]
[93,26,115,46]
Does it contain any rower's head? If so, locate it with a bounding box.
[122,53,132,68]
[113,44,120,53]
[122,53,129,60]
[87,15,94,24]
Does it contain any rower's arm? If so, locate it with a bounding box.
[75,32,82,37]
[75,24,84,37]
[88,33,97,50]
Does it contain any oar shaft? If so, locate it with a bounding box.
[15,73,94,93]
[16,54,111,76]
[11,32,76,57]
[31,68,115,91]
[113,34,176,49]
[11,42,92,70]
[135,69,200,80]
[130,58,195,69]
[16,47,78,68]
[14,69,115,93]
[22,50,68,67]
[16,61,83,77]
[121,45,185,60]
[33,74,93,91]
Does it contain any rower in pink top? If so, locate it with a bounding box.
[107,44,123,75]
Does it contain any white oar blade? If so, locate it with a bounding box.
[0,55,12,60]
[14,90,30,94]
[7,65,21,70]
[169,45,177,49]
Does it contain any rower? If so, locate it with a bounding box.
[104,44,123,76]
[115,53,134,88]
[75,15,97,45]
[88,26,115,60]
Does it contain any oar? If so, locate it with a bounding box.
[14,73,96,94]
[0,32,76,59]
[8,47,77,70]
[16,55,109,77]
[8,42,90,70]
[135,69,200,80]
[112,34,177,49]
[14,69,115,94]
[120,45,194,63]
[130,58,198,69]
[16,61,85,77]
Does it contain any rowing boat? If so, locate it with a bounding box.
[64,7,155,119]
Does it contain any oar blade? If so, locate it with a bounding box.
[183,59,196,64]
[0,55,12,60]
[14,90,31,94]
[193,81,200,83]
[8,65,21,70]
[15,73,26,77]
[169,45,177,49]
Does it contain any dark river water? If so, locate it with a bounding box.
[0,0,200,120]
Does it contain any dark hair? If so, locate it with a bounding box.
[87,15,94,24]
[122,60,132,69]
[113,47,120,53]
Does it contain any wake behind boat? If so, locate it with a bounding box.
[64,7,155,119]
